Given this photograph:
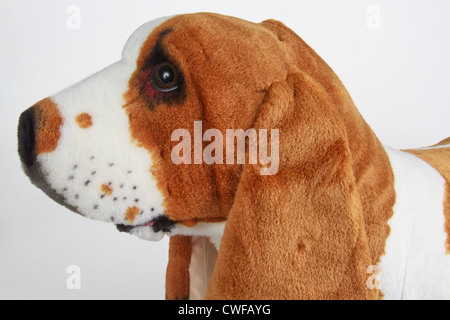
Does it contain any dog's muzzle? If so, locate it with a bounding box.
[17,98,78,213]
[17,99,176,239]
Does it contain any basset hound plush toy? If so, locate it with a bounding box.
[17,12,450,299]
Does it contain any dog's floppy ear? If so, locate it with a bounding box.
[207,72,376,299]
[205,19,381,298]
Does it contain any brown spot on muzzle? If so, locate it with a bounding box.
[100,184,113,196]
[34,98,63,155]
[76,113,93,128]
[126,206,141,223]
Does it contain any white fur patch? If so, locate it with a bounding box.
[380,146,450,299]
[171,221,227,251]
[36,17,174,231]
[122,16,174,65]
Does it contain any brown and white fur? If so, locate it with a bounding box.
[17,13,450,299]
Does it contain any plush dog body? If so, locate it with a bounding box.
[17,13,450,299]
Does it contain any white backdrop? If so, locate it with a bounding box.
[1,0,449,299]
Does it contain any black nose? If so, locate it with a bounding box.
[18,108,37,168]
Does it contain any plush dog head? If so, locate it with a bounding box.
[18,13,395,299]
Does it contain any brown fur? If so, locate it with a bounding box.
[404,141,450,253]
[125,206,140,223]
[100,184,113,196]
[165,236,192,300]
[122,13,396,299]
[75,113,93,129]
[431,137,450,147]
[34,98,63,155]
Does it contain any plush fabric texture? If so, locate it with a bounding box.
[122,13,397,298]
[404,140,450,253]
[17,12,450,300]
[166,236,191,300]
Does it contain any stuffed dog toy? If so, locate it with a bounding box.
[17,12,450,299]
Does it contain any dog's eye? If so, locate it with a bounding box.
[150,63,179,93]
